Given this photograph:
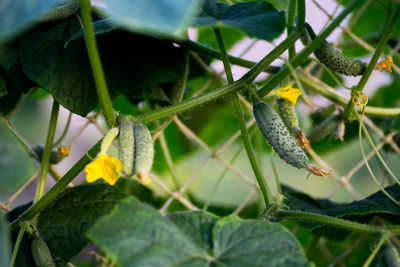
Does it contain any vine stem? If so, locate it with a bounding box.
[80,0,115,128]
[9,223,27,267]
[213,28,272,208]
[34,101,59,202]
[8,139,102,232]
[276,210,400,235]
[343,4,400,120]
[287,0,296,60]
[258,0,361,97]
[363,232,390,267]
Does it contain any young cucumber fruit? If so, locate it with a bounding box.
[118,120,154,178]
[305,23,366,76]
[254,101,309,169]
[31,237,56,267]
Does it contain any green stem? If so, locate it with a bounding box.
[258,0,361,97]
[287,0,296,60]
[213,28,272,207]
[34,101,59,202]
[270,151,281,194]
[80,0,114,127]
[53,111,72,147]
[9,223,27,267]
[343,4,400,120]
[298,75,400,117]
[363,232,391,267]
[8,139,102,232]
[276,210,400,235]
[159,131,180,190]
[296,0,306,30]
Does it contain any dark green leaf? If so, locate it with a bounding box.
[370,79,400,108]
[166,211,220,251]
[0,120,36,192]
[88,200,310,266]
[19,17,184,115]
[197,27,246,51]
[212,215,310,266]
[0,211,11,267]
[101,0,202,35]
[0,43,19,71]
[87,197,209,267]
[194,0,286,41]
[0,73,6,97]
[0,0,65,42]
[37,183,126,266]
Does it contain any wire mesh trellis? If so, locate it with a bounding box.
[2,0,400,265]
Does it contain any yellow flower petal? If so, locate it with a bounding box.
[84,153,122,185]
[275,83,302,106]
[57,145,70,158]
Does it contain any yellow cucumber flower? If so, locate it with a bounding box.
[275,83,302,106]
[376,56,393,73]
[85,153,122,185]
[57,145,70,158]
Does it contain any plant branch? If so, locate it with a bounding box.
[8,139,102,232]
[80,0,114,127]
[343,4,400,120]
[258,0,361,97]
[277,210,400,235]
[288,0,296,60]
[213,28,272,207]
[34,101,59,202]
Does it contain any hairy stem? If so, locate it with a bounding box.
[34,101,59,202]
[80,0,114,127]
[213,28,272,207]
[258,0,361,97]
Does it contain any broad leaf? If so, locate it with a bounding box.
[0,73,6,97]
[194,0,286,41]
[0,0,65,42]
[37,183,127,266]
[0,120,36,192]
[0,211,11,267]
[18,17,184,115]
[100,0,202,35]
[282,184,400,226]
[166,211,220,251]
[88,200,310,266]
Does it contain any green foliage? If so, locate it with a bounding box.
[0,0,66,42]
[88,198,311,266]
[0,211,11,267]
[36,183,126,266]
[195,0,286,41]
[0,120,35,192]
[99,0,202,35]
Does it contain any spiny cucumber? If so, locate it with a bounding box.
[305,23,366,76]
[277,98,299,130]
[118,119,154,179]
[31,236,55,267]
[118,119,134,176]
[101,127,119,153]
[254,101,309,169]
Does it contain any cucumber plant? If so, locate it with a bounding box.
[1,0,400,267]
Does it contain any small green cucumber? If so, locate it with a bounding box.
[253,101,309,169]
[305,23,366,76]
[37,0,79,23]
[118,119,134,176]
[277,98,299,130]
[33,145,62,164]
[31,237,55,267]
[382,240,400,267]
[133,123,154,176]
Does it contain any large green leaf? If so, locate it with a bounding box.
[194,0,286,41]
[36,183,126,266]
[18,17,184,115]
[0,73,6,97]
[100,0,202,35]
[88,199,310,266]
[0,0,65,42]
[282,184,400,225]
[0,211,11,267]
[0,120,36,192]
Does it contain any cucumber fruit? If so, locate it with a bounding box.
[31,237,55,267]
